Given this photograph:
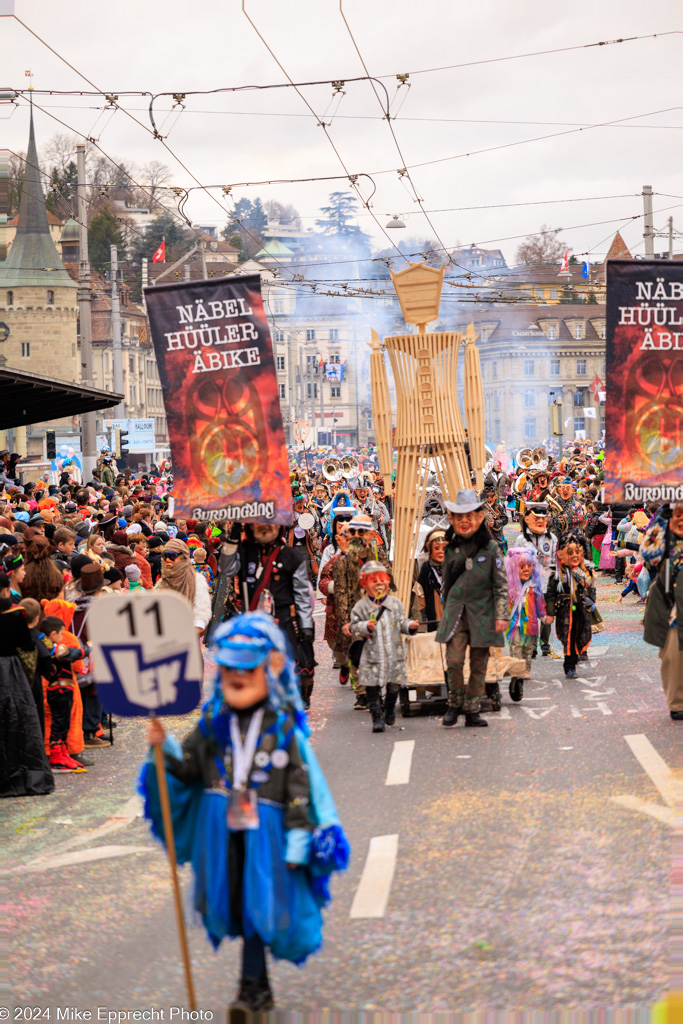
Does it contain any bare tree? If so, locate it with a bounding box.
[141,160,172,199]
[263,199,302,229]
[42,133,80,176]
[8,150,26,216]
[515,223,570,265]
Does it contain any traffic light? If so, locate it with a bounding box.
[115,427,130,459]
[46,430,56,460]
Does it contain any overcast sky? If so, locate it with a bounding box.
[2,0,681,268]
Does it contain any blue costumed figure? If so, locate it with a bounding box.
[139,612,350,1017]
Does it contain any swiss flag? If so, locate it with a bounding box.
[591,374,604,401]
[152,239,166,263]
[558,250,569,273]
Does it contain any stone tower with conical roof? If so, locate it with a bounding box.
[0,109,78,384]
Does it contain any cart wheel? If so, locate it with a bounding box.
[509,677,524,703]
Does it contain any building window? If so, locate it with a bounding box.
[491,361,498,379]
[493,392,500,411]
[599,322,606,339]
[550,359,560,376]
[278,383,286,399]
[7,291,13,306]
[574,323,584,340]
[524,390,535,408]
[547,324,557,340]
[331,385,341,399]
[273,300,284,314]
[276,355,285,371]
[524,360,534,377]
[275,330,285,343]
[574,416,585,434]
[46,290,54,305]
[21,342,30,358]
[329,328,338,341]
[573,390,585,407]
[524,417,536,440]
[549,289,558,300]
[494,419,501,438]
[535,288,544,299]
[306,383,318,398]
[306,329,316,341]
[576,359,586,375]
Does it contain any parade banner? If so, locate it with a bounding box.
[604,260,683,504]
[145,274,292,523]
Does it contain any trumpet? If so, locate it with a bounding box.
[546,494,564,515]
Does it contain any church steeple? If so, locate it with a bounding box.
[0,109,76,288]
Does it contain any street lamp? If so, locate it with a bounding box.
[385,215,406,229]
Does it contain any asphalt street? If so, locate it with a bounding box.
[3,573,676,1018]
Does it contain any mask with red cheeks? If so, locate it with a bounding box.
[362,571,391,599]
[558,541,583,568]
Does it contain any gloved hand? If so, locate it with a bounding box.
[301,627,314,643]
[327,581,334,595]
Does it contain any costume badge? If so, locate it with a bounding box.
[270,749,289,769]
[496,558,502,568]
[254,750,270,768]
[227,787,259,831]
[465,557,474,571]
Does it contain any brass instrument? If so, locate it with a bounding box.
[531,446,549,472]
[512,472,528,495]
[323,457,344,482]
[516,447,533,469]
[341,455,359,479]
[546,493,564,515]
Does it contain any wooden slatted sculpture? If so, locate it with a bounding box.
[385,262,471,611]
[463,321,486,491]
[368,329,394,483]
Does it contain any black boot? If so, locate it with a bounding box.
[485,682,501,712]
[384,688,398,726]
[230,974,274,1020]
[353,691,368,710]
[366,687,385,732]
[442,706,460,727]
[399,688,411,717]
[465,712,489,727]
[509,677,524,702]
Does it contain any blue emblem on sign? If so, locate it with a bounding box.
[97,644,202,717]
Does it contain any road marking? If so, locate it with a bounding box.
[624,734,676,807]
[521,706,556,719]
[385,740,415,786]
[8,844,155,875]
[349,834,399,919]
[455,755,471,759]
[559,746,574,750]
[611,796,674,827]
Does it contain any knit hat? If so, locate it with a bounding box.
[104,566,123,584]
[111,530,129,546]
[122,504,134,517]
[80,563,104,593]
[147,536,164,549]
[126,523,143,535]
[154,520,168,532]
[70,553,93,579]
[125,564,142,582]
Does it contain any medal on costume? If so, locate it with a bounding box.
[226,708,264,831]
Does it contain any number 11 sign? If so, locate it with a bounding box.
[88,591,203,717]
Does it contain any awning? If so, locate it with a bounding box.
[0,365,124,428]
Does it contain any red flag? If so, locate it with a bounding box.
[558,250,568,273]
[590,374,603,401]
[152,239,166,264]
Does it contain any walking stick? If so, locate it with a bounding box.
[151,714,196,1010]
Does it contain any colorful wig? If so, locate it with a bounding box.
[505,542,543,605]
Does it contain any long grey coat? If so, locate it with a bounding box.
[350,595,413,689]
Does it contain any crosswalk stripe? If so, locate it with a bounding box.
[385,740,415,786]
[624,734,676,807]
[349,834,399,919]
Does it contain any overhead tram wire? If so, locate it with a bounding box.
[240,0,407,266]
[338,0,464,274]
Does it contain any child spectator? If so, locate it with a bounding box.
[35,614,87,773]
[192,546,215,596]
[125,564,145,591]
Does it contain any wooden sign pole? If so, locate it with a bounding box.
[152,715,196,1010]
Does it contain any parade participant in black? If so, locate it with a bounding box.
[482,481,508,552]
[516,502,558,657]
[545,530,596,678]
[415,527,448,631]
[436,491,509,727]
[219,523,316,708]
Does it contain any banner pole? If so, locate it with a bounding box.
[152,717,197,1010]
